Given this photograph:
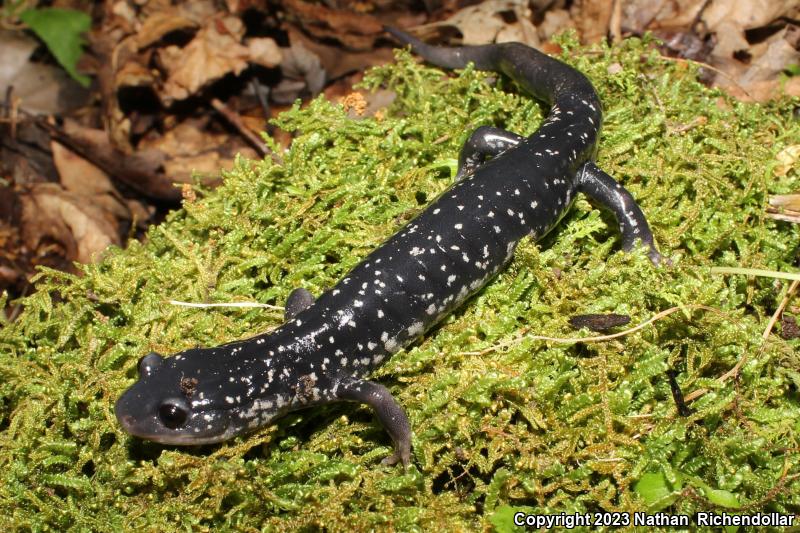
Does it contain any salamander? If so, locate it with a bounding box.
[115,27,662,468]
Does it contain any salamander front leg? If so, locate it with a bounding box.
[457,126,524,180]
[337,377,412,468]
[285,288,315,320]
[576,162,663,265]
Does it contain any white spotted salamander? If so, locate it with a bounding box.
[115,27,662,468]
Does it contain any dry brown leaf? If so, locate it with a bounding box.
[770,194,800,209]
[0,30,89,115]
[703,0,798,34]
[775,145,800,177]
[418,0,528,45]
[273,36,326,103]
[570,0,613,43]
[51,141,132,223]
[135,9,199,49]
[159,16,249,102]
[138,121,255,183]
[176,0,219,24]
[496,14,539,46]
[628,0,712,30]
[20,184,120,264]
[141,121,218,156]
[282,0,383,50]
[711,20,751,59]
[767,193,800,224]
[246,37,282,68]
[713,25,800,100]
[538,9,576,42]
[786,76,800,97]
[163,152,221,178]
[285,26,394,88]
[111,0,138,25]
[52,120,184,201]
[52,141,116,196]
[156,15,282,102]
[739,26,800,85]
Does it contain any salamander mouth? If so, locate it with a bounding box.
[116,412,234,445]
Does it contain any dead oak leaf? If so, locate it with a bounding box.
[135,9,199,50]
[51,140,131,222]
[20,184,120,264]
[414,0,533,45]
[247,37,282,69]
[158,16,249,102]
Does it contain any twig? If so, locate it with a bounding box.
[609,0,622,43]
[169,299,283,310]
[720,278,799,382]
[711,266,800,282]
[210,98,268,158]
[683,277,799,402]
[460,305,715,356]
[660,55,755,101]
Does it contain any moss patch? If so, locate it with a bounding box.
[1,34,799,530]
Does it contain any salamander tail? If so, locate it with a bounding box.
[384,26,499,70]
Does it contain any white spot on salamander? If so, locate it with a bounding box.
[407,321,423,336]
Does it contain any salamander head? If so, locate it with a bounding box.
[115,350,286,445]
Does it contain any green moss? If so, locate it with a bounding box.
[1,33,799,530]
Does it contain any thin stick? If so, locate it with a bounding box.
[169,299,283,310]
[711,266,800,282]
[460,305,716,356]
[718,278,799,383]
[210,98,268,158]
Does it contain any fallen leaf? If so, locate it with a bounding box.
[159,16,250,102]
[703,0,797,34]
[769,193,800,209]
[766,192,800,223]
[137,120,256,183]
[770,144,800,177]
[272,35,326,103]
[20,183,120,264]
[282,0,383,50]
[247,37,282,68]
[496,14,539,47]
[537,9,576,42]
[0,30,89,115]
[286,25,393,84]
[52,140,116,196]
[415,0,526,45]
[51,141,131,222]
[135,8,199,50]
[739,26,800,85]
[570,0,613,43]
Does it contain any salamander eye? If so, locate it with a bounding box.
[137,352,163,376]
[158,399,188,429]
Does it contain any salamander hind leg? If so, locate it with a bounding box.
[576,162,663,265]
[336,377,412,469]
[457,126,524,180]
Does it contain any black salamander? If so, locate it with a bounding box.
[115,28,662,467]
